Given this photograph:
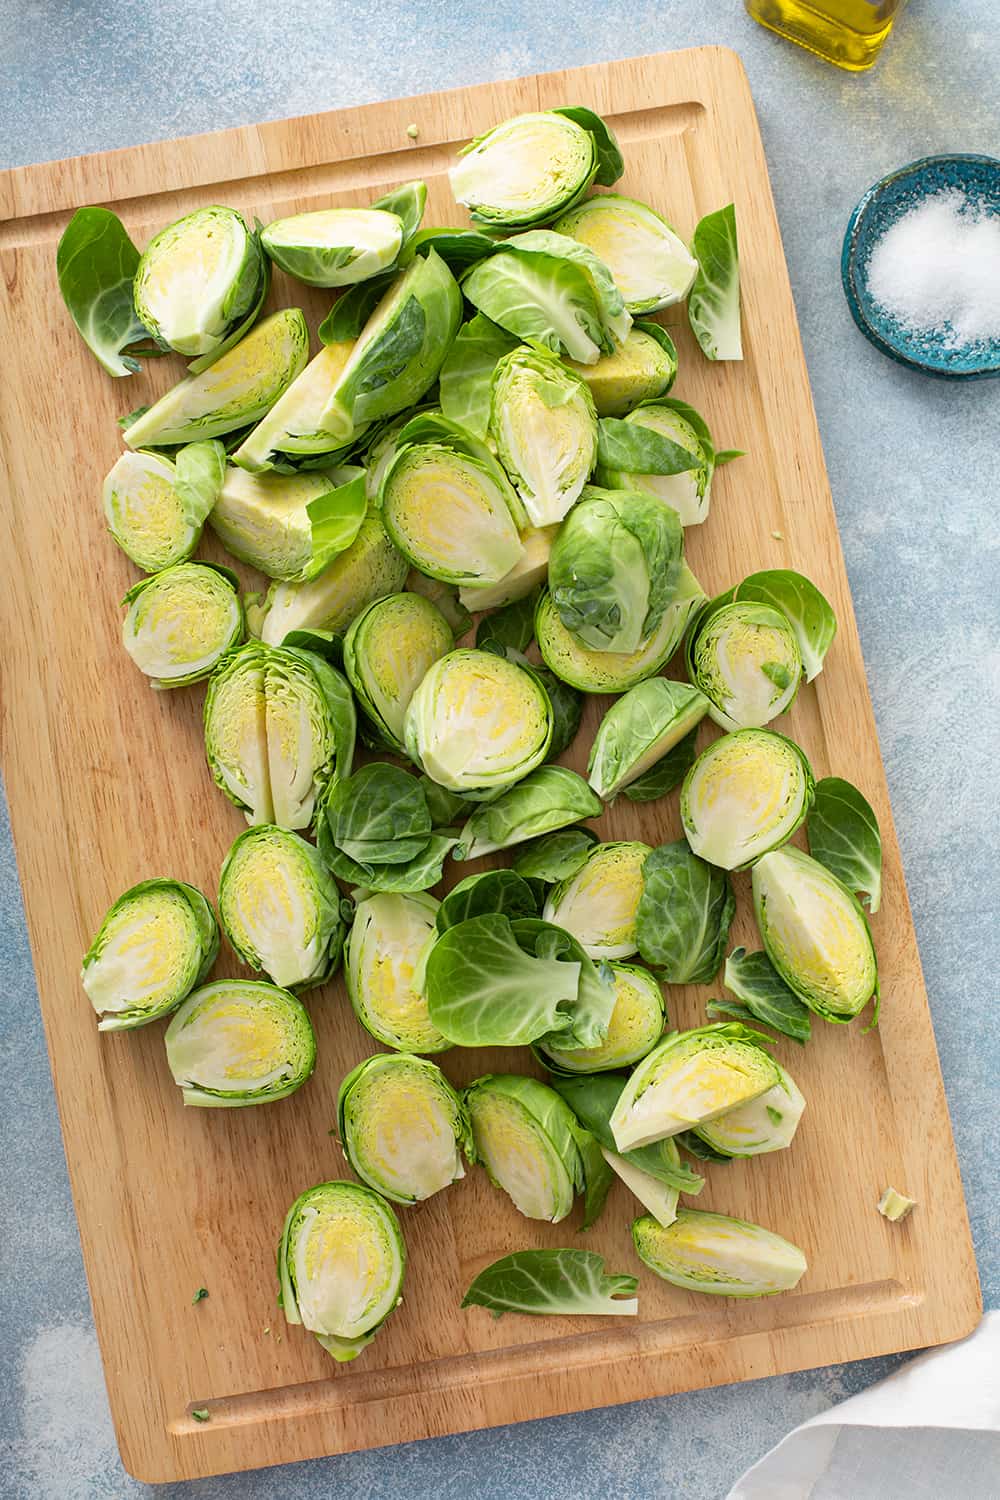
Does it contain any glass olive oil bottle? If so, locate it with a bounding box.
[745,0,906,71]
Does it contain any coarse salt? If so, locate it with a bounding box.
[866,188,1000,348]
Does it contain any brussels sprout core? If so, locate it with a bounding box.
[681,729,815,871]
[165,978,316,1107]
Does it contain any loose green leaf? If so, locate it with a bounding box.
[721,946,812,1044]
[174,440,226,527]
[512,827,599,885]
[319,272,395,344]
[735,570,837,682]
[370,180,427,246]
[456,766,601,861]
[439,313,520,438]
[688,203,743,361]
[570,1124,616,1230]
[623,726,700,803]
[462,1249,638,1317]
[596,417,701,475]
[635,841,735,984]
[436,870,538,931]
[551,107,625,186]
[56,207,151,376]
[475,590,539,655]
[807,777,882,914]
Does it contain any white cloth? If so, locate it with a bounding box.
[728,1311,1000,1500]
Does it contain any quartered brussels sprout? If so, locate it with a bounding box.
[693,1061,805,1157]
[464,1074,585,1222]
[681,729,815,871]
[597,399,716,527]
[449,107,622,229]
[103,447,218,572]
[380,416,525,587]
[262,209,404,288]
[455,766,602,861]
[133,206,266,360]
[488,346,597,528]
[610,1023,780,1152]
[232,342,367,473]
[633,1209,807,1297]
[253,508,409,646]
[123,309,309,448]
[688,204,743,362]
[542,841,651,961]
[535,563,705,693]
[587,679,709,800]
[122,563,243,689]
[165,977,316,1107]
[278,1180,405,1363]
[548,487,683,655]
[346,891,449,1053]
[458,525,557,614]
[752,845,878,1022]
[538,962,665,1074]
[81,878,219,1031]
[204,640,356,829]
[343,592,453,752]
[553,194,698,313]
[218,825,344,990]
[317,251,462,439]
[564,323,677,418]
[209,466,366,583]
[686,598,802,730]
[337,1053,471,1205]
[404,648,552,793]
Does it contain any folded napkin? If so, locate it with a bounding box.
[728,1311,999,1500]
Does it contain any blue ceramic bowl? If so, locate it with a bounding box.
[842,153,1000,380]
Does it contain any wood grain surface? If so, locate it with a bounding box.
[0,45,980,1484]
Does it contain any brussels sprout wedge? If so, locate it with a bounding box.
[232,342,368,473]
[464,1074,584,1222]
[346,891,449,1053]
[633,1209,807,1297]
[343,591,453,752]
[450,108,621,229]
[209,467,367,583]
[165,978,315,1107]
[338,1053,471,1204]
[81,878,219,1030]
[133,206,266,360]
[681,729,815,871]
[564,323,677,417]
[122,563,243,689]
[538,962,664,1074]
[693,1061,805,1157]
[588,679,709,800]
[543,841,651,961]
[458,525,557,614]
[489,346,598,528]
[553,194,698,313]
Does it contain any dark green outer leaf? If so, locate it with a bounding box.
[319,272,395,344]
[570,1123,615,1229]
[476,591,539,655]
[323,762,431,851]
[636,841,735,984]
[512,827,598,884]
[552,107,625,186]
[807,777,882,914]
[462,1249,638,1317]
[675,1130,733,1164]
[721,947,811,1044]
[549,1072,703,1194]
[56,207,149,376]
[401,227,502,271]
[436,870,538,932]
[596,417,701,476]
[623,726,700,803]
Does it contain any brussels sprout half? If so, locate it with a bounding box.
[538,961,665,1074]
[564,323,677,418]
[588,679,709,801]
[633,1209,807,1297]
[338,1053,471,1204]
[209,466,366,583]
[680,729,815,871]
[610,1023,780,1152]
[123,309,309,449]
[686,598,803,731]
[103,449,213,572]
[488,346,597,529]
[343,592,454,752]
[404,648,552,794]
[122,563,243,689]
[278,1180,405,1362]
[535,563,705,693]
[752,845,878,1022]
[165,978,316,1107]
[133,206,266,360]
[218,825,344,991]
[543,841,652,961]
[81,877,219,1031]
[262,208,404,288]
[464,1074,582,1222]
[553,194,698,314]
[450,110,618,229]
[346,891,449,1054]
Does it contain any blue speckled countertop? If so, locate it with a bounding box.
[1,4,997,1497]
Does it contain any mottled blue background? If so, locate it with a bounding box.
[1,3,997,1497]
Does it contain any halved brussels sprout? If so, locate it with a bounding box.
[538,962,665,1073]
[318,251,462,439]
[123,309,309,448]
[346,891,449,1053]
[752,845,878,1022]
[122,563,243,689]
[254,508,409,646]
[633,1209,807,1297]
[103,448,215,572]
[338,1053,471,1204]
[343,592,453,752]
[404,648,552,793]
[548,487,683,655]
[610,1023,780,1151]
[81,877,219,1031]
[133,206,266,360]
[232,342,367,473]
[455,766,602,860]
[535,563,705,693]
[564,323,677,418]
[449,108,621,228]
[553,194,698,313]
[587,679,709,800]
[165,978,316,1106]
[680,729,815,871]
[204,640,356,830]
[488,346,597,528]
[262,208,403,288]
[597,400,714,527]
[278,1180,405,1362]
[218,825,344,990]
[464,1074,583,1221]
[543,841,651,960]
[458,526,557,614]
[693,1061,805,1157]
[686,598,803,730]
[208,466,366,583]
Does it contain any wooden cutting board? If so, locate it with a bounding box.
[0,45,980,1485]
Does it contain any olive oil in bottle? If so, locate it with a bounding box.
[745,0,906,71]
